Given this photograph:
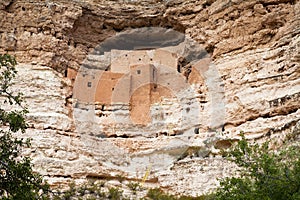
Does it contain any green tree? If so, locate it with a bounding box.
[214,133,300,200]
[0,54,49,199]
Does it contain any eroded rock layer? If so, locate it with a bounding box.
[1,0,300,196]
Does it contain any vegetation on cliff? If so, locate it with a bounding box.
[214,133,300,200]
[0,54,49,199]
[48,132,300,200]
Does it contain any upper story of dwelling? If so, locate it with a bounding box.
[110,49,179,73]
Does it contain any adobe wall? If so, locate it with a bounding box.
[129,64,156,94]
[95,71,124,104]
[130,83,175,125]
[111,49,178,73]
[155,64,188,93]
[73,68,102,103]
[130,84,152,125]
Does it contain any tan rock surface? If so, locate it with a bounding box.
[1,0,300,196]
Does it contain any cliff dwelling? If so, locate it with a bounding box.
[70,46,206,136]
[1,0,299,197]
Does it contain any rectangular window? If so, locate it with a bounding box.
[87,82,92,87]
[137,70,141,74]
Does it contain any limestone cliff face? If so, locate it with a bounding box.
[0,0,299,196]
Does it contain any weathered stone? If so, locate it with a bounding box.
[1,0,300,197]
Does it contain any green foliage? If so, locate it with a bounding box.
[146,188,176,200]
[107,187,123,200]
[126,182,142,195]
[51,181,215,200]
[214,133,300,200]
[146,188,213,200]
[0,54,49,199]
[0,54,27,133]
[52,181,121,200]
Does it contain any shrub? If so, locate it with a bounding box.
[214,133,300,200]
[0,54,49,199]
